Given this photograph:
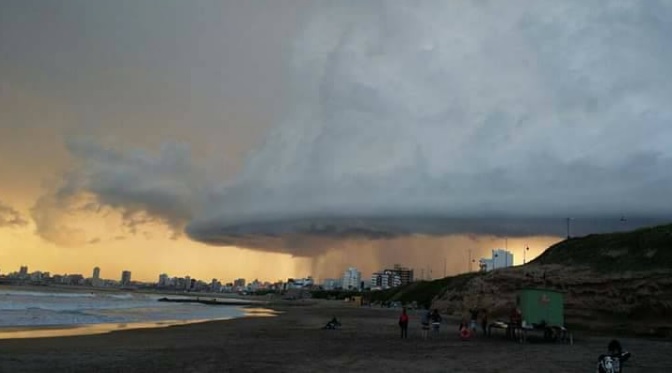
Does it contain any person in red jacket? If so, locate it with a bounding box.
[399,307,409,339]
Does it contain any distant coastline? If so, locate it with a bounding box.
[0,287,277,340]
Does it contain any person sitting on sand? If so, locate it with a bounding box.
[323,317,341,330]
[430,309,442,334]
[420,309,430,340]
[398,308,409,339]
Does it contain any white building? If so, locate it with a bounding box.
[342,267,361,290]
[286,277,314,289]
[479,249,514,272]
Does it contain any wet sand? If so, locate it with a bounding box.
[1,301,671,372]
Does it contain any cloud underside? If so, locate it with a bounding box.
[185,216,670,255]
[31,1,672,254]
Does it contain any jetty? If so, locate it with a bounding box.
[157,297,258,306]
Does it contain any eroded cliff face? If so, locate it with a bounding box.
[432,264,672,336]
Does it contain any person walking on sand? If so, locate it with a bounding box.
[398,307,409,339]
[420,309,430,340]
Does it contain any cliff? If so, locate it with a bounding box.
[427,223,672,336]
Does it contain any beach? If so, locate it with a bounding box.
[1,301,671,373]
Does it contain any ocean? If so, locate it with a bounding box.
[0,288,264,339]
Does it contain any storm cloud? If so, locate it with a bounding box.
[28,1,672,254]
[31,139,202,245]
[184,0,672,251]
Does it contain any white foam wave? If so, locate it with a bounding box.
[0,290,245,327]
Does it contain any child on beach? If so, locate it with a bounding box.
[398,307,409,339]
[430,309,442,334]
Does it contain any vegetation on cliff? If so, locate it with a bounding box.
[530,223,672,272]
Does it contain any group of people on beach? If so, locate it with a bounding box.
[398,307,488,340]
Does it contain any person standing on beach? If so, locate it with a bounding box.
[399,307,409,339]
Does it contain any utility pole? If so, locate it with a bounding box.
[468,249,472,272]
[566,217,571,239]
[443,257,447,278]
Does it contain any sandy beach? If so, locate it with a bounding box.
[1,301,671,373]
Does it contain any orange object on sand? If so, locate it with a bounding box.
[459,327,471,340]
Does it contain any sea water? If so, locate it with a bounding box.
[0,289,265,339]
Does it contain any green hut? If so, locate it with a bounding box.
[517,288,564,327]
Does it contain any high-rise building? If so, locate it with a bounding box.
[233,278,246,289]
[158,273,169,287]
[371,265,413,289]
[121,270,132,286]
[371,270,402,289]
[342,267,361,290]
[392,264,414,285]
[479,249,514,272]
[93,267,100,280]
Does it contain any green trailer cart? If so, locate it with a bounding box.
[518,288,564,327]
[517,288,571,343]
[488,288,572,344]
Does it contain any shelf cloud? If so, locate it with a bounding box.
[184,1,672,252]
[31,1,672,254]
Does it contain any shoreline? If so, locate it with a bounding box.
[0,302,670,372]
[0,306,279,340]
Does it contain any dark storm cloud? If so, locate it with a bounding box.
[13,1,672,253]
[185,1,672,252]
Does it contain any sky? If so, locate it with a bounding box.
[1,1,671,283]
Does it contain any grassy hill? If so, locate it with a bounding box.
[530,223,672,272]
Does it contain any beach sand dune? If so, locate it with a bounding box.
[1,302,670,372]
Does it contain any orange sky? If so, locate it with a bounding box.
[0,204,559,283]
